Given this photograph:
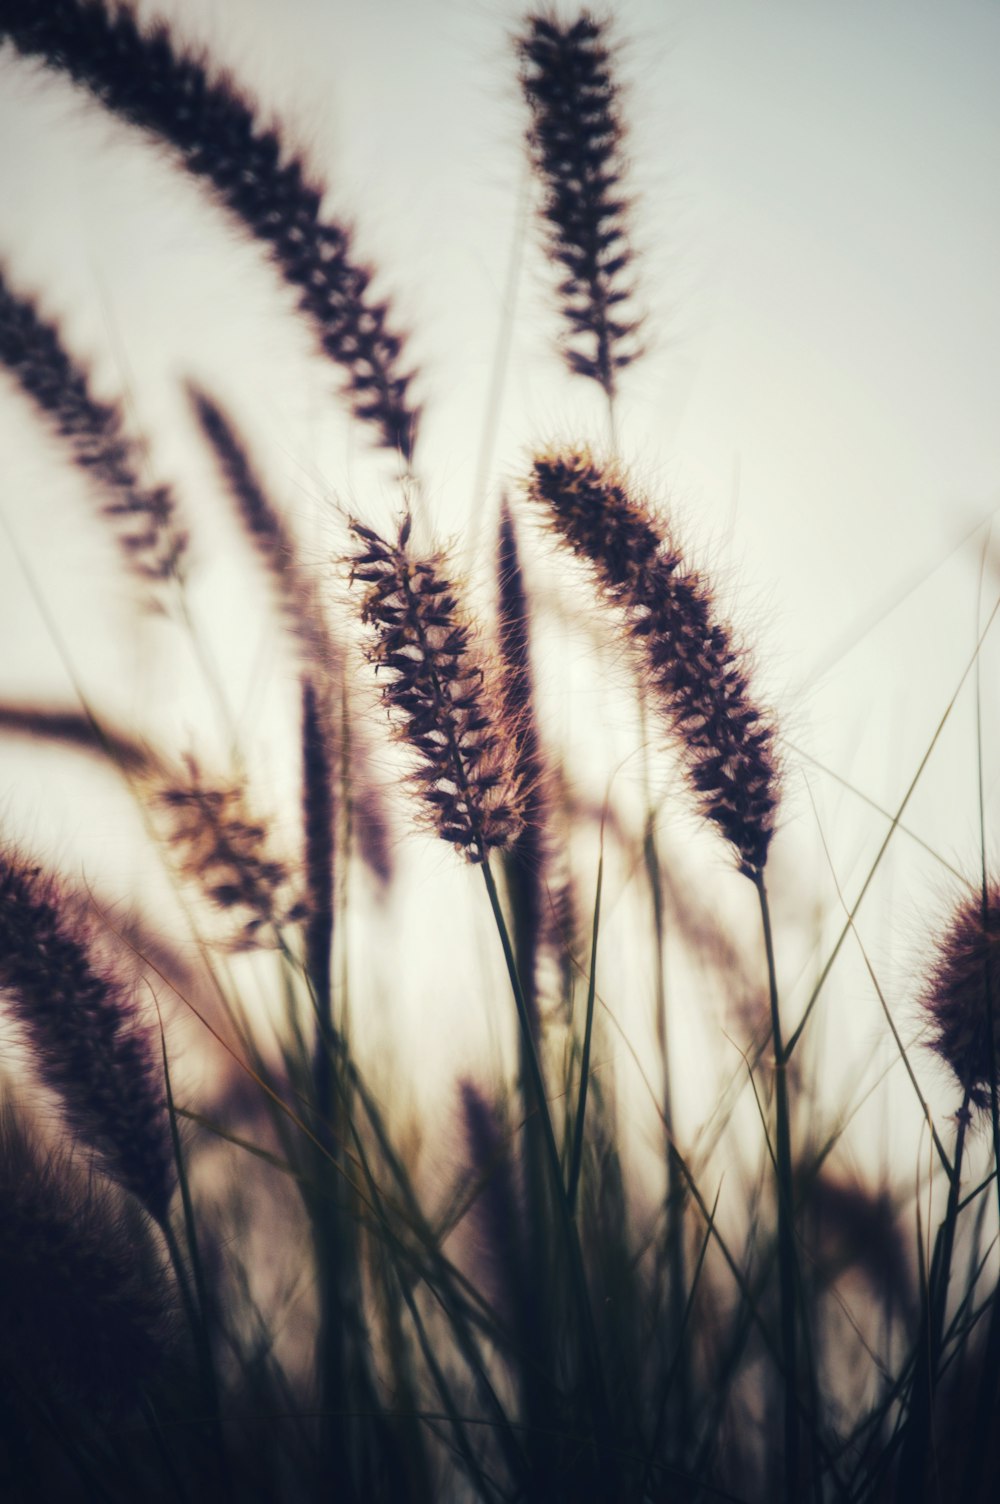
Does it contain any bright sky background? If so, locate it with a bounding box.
[1,0,999,1161]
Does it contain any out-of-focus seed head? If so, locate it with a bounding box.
[924,886,1000,1110]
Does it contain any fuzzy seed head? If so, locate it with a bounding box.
[155,760,308,949]
[0,0,419,459]
[924,886,1000,1109]
[350,519,522,862]
[525,450,779,876]
[0,265,186,584]
[519,12,642,396]
[0,852,175,1223]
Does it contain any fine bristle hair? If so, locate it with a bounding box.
[349,516,523,863]
[155,759,308,949]
[923,884,1000,1109]
[518,12,642,397]
[0,0,419,460]
[525,450,779,876]
[187,384,394,887]
[0,1104,177,1415]
[0,851,175,1224]
[0,264,185,583]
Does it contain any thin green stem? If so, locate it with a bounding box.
[756,873,800,1504]
[567,849,602,1216]
[895,1094,971,1501]
[480,859,614,1482]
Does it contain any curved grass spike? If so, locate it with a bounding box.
[349,515,523,864]
[0,0,419,461]
[155,759,308,950]
[526,449,779,877]
[0,849,175,1225]
[518,12,642,401]
[0,264,185,585]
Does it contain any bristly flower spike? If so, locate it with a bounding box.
[0,850,176,1224]
[0,265,185,585]
[924,885,1000,1111]
[0,0,419,460]
[518,12,642,400]
[526,451,779,877]
[349,516,522,863]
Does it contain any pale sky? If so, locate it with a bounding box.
[1,0,998,1144]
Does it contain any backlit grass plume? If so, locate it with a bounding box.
[923,883,1000,1109]
[155,759,308,950]
[518,13,642,398]
[349,517,522,863]
[0,850,175,1224]
[0,0,419,460]
[0,264,184,584]
[525,450,778,876]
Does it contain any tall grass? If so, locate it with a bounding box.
[0,4,996,1501]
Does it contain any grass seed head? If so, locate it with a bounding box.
[924,885,1000,1110]
[0,0,419,459]
[0,851,176,1223]
[350,517,523,863]
[525,449,779,876]
[156,759,308,949]
[0,264,185,584]
[518,11,642,397]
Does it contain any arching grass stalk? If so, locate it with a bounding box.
[755,872,800,1504]
[479,857,615,1484]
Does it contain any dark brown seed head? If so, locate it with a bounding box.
[525,450,779,876]
[349,517,522,863]
[518,11,642,397]
[155,759,307,949]
[0,264,185,584]
[0,0,419,459]
[924,885,1000,1110]
[0,851,175,1223]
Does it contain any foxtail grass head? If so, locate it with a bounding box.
[349,517,523,863]
[525,450,779,876]
[924,885,1000,1110]
[518,12,642,398]
[0,850,175,1223]
[0,0,419,461]
[155,760,308,950]
[0,264,185,585]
